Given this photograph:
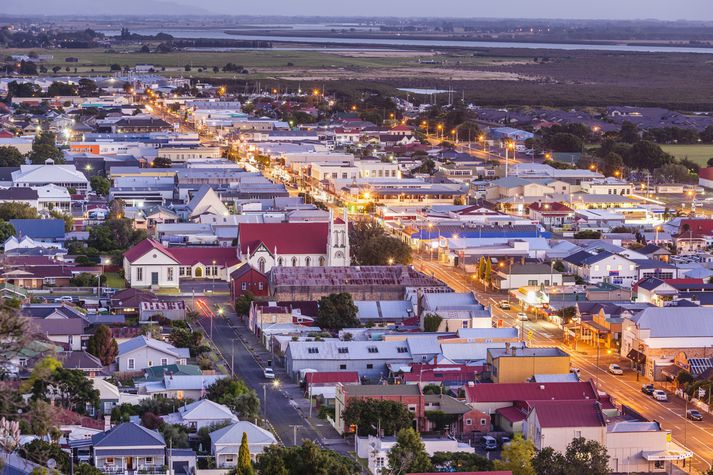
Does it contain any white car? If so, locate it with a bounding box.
[263,367,275,379]
[570,368,581,377]
[54,296,73,303]
[517,312,528,321]
[652,390,668,401]
[608,364,624,375]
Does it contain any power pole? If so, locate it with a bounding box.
[289,424,302,446]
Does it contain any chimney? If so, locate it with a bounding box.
[505,342,511,353]
[104,415,111,431]
[512,347,517,356]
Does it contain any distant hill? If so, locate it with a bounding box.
[2,0,213,15]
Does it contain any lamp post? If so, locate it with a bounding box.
[211,259,216,294]
[262,380,280,422]
[504,141,515,177]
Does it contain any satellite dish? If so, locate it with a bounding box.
[47,459,57,470]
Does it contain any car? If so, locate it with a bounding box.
[608,364,624,375]
[482,435,498,451]
[641,384,655,395]
[499,300,511,310]
[517,312,528,321]
[263,367,275,379]
[53,296,74,303]
[570,368,581,377]
[652,390,668,401]
[687,409,704,421]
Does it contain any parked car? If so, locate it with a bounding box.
[608,364,624,375]
[54,296,73,303]
[499,300,511,310]
[641,384,655,395]
[652,390,668,401]
[570,368,581,377]
[517,312,528,321]
[687,409,704,421]
[482,436,498,450]
[263,367,275,379]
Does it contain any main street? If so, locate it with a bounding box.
[166,293,350,453]
[414,255,713,473]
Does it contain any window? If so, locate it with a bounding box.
[147,360,153,367]
[226,456,235,463]
[397,347,408,353]
[480,418,487,426]
[128,359,135,370]
[367,347,379,353]
[258,282,264,291]
[292,257,298,267]
[462,321,469,329]
[68,335,73,345]
[161,358,168,366]
[307,347,319,354]
[338,347,349,354]
[319,256,326,266]
[465,419,472,426]
[145,457,153,464]
[105,458,115,465]
[137,267,143,281]
[167,267,174,281]
[277,257,284,266]
[594,265,599,271]
[305,257,311,267]
[366,364,373,369]
[241,282,247,291]
[575,430,582,438]
[528,280,538,286]
[339,364,347,370]
[258,257,266,274]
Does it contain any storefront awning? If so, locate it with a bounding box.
[661,365,683,380]
[627,349,647,365]
[642,444,693,461]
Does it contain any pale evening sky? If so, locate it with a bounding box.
[1,0,712,20]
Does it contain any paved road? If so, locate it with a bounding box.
[413,255,713,473]
[188,296,352,453]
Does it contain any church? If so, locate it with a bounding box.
[237,210,350,274]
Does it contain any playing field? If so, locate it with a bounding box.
[660,144,713,166]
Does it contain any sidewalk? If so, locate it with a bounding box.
[227,313,353,453]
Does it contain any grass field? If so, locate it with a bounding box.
[660,144,713,166]
[103,272,126,289]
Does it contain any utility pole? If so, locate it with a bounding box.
[289,425,302,446]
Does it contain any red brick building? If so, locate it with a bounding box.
[230,264,269,299]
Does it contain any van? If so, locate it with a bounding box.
[482,435,498,450]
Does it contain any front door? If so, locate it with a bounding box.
[126,457,134,471]
[151,272,159,286]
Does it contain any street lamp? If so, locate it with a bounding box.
[505,141,515,177]
[263,379,281,422]
[388,258,394,266]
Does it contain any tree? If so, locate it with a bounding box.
[600,151,624,177]
[110,63,122,71]
[50,209,73,232]
[31,367,100,414]
[624,141,673,170]
[86,325,118,365]
[422,313,442,332]
[20,356,62,393]
[47,81,78,96]
[349,221,411,265]
[618,121,640,143]
[493,434,535,475]
[28,400,58,439]
[478,256,486,280]
[75,464,104,475]
[19,439,70,474]
[90,175,110,196]
[385,428,432,475]
[573,230,602,239]
[236,431,255,475]
[547,132,583,153]
[653,163,694,184]
[235,292,255,317]
[316,293,359,330]
[532,446,566,475]
[563,437,610,475]
[159,423,190,448]
[70,272,105,287]
[430,452,493,472]
[255,441,359,475]
[153,156,172,168]
[29,132,64,165]
[0,146,25,167]
[342,399,413,437]
[206,377,260,420]
[484,258,492,286]
[0,202,39,220]
[77,78,98,97]
[0,221,15,244]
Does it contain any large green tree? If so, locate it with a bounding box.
[316,292,359,330]
[90,176,111,196]
[493,434,536,475]
[255,441,359,475]
[349,221,412,265]
[385,428,433,475]
[430,451,493,472]
[19,439,70,473]
[88,218,147,253]
[86,325,118,365]
[237,431,255,475]
[0,202,39,220]
[0,221,15,244]
[206,377,260,420]
[31,367,99,414]
[532,437,610,475]
[342,399,413,437]
[0,146,25,167]
[29,132,64,164]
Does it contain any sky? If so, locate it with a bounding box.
[2,0,712,21]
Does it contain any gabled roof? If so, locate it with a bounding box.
[531,400,606,428]
[178,399,238,422]
[528,202,572,214]
[169,247,240,267]
[123,239,179,264]
[210,421,277,446]
[305,371,360,386]
[638,244,670,256]
[466,381,597,403]
[61,351,103,370]
[239,222,329,255]
[92,422,165,448]
[187,185,229,218]
[118,335,188,359]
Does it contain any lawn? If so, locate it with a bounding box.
[103,272,126,289]
[660,144,713,166]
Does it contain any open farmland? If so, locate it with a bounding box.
[660,144,713,166]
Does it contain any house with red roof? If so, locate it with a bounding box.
[527,202,574,229]
[123,239,241,289]
[237,210,349,274]
[525,400,607,452]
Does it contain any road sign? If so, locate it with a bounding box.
[528,330,534,340]
[698,387,706,399]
